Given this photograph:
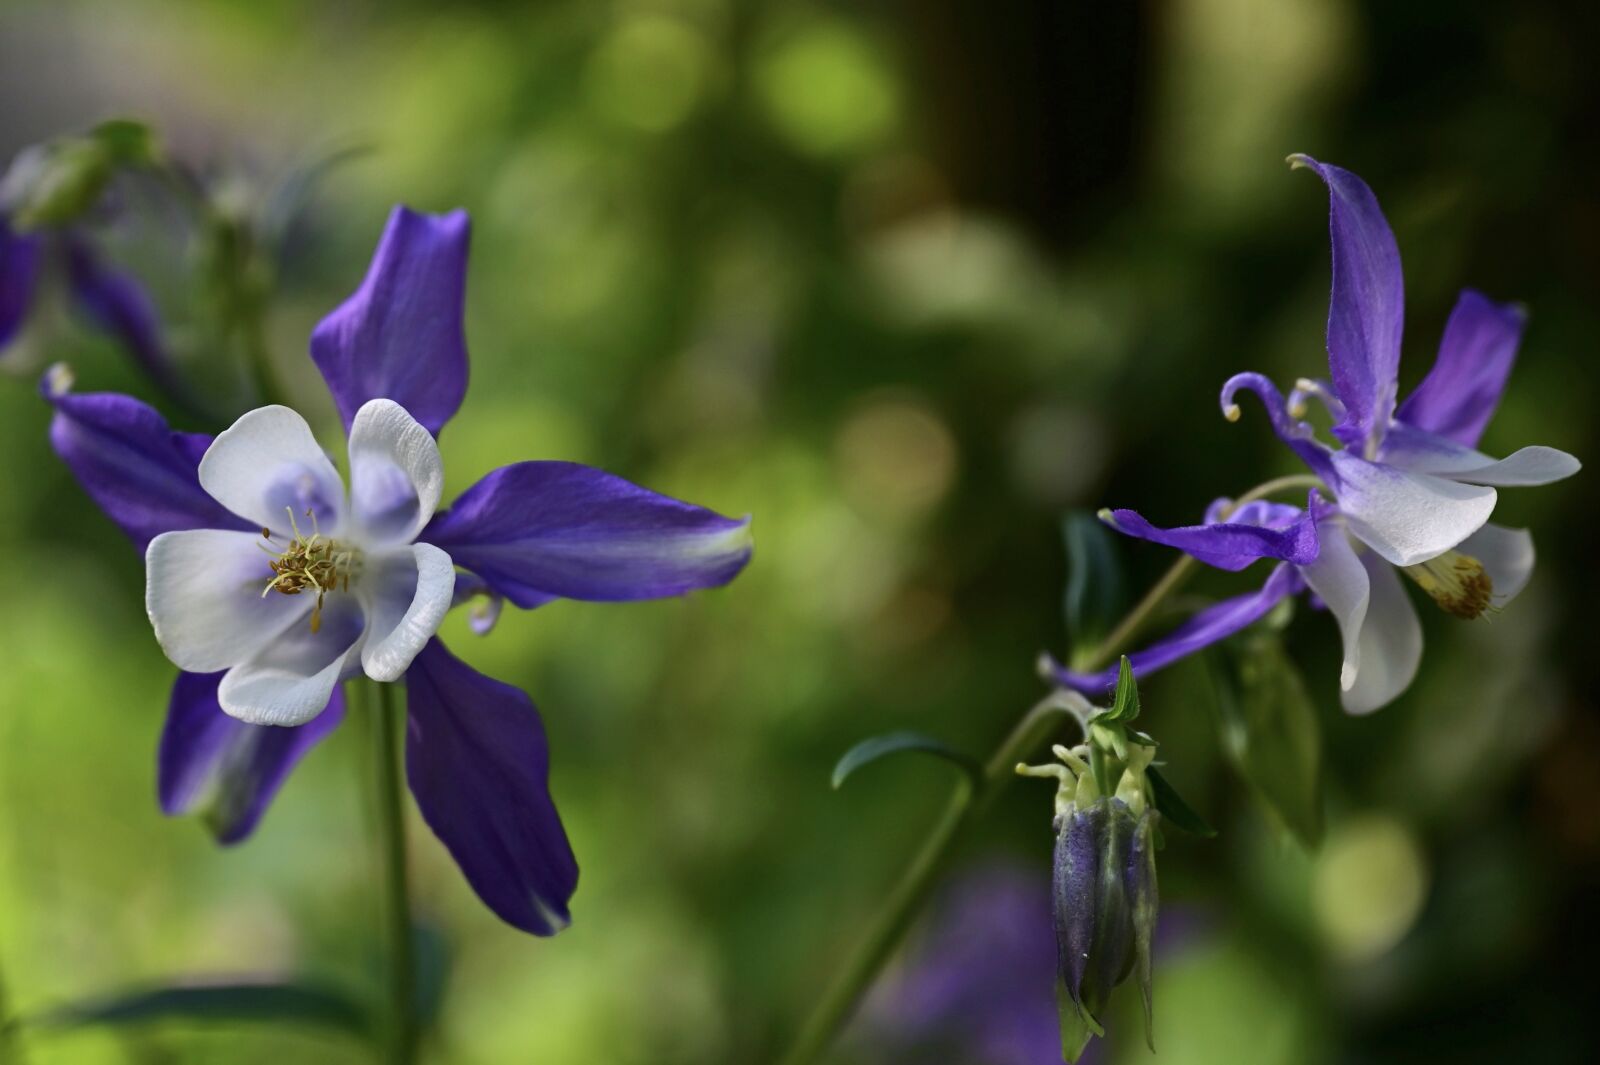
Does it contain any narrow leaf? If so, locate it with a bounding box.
[19,981,371,1039]
[1104,656,1141,723]
[831,731,982,792]
[1147,766,1217,837]
[1063,510,1125,669]
[1206,637,1324,847]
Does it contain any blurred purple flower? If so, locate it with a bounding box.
[863,866,1068,1065]
[44,205,753,935]
[1,210,172,388]
[1051,156,1579,713]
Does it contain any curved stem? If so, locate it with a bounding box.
[776,473,1320,1065]
[366,680,417,1065]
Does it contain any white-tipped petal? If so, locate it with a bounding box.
[218,596,365,726]
[199,405,346,533]
[1459,522,1536,608]
[347,399,443,546]
[360,543,456,682]
[1331,452,1496,567]
[1381,424,1580,486]
[1341,552,1422,715]
[145,529,311,673]
[1298,522,1370,692]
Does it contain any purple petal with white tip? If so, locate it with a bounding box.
[1050,563,1303,694]
[421,461,752,608]
[43,383,249,552]
[1103,493,1319,571]
[310,206,470,436]
[1,215,43,351]
[1379,422,1579,487]
[1396,289,1524,447]
[1289,155,1404,450]
[158,671,345,845]
[404,639,577,936]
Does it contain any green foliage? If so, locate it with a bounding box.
[831,731,982,792]
[1206,637,1324,848]
[14,982,370,1040]
[1148,766,1217,838]
[1062,511,1125,669]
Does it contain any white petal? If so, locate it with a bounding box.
[347,399,443,546]
[1382,423,1581,486]
[360,543,456,682]
[1341,553,1422,715]
[1458,522,1536,607]
[1331,452,1497,567]
[1298,523,1369,692]
[145,529,311,672]
[199,406,346,533]
[218,596,365,726]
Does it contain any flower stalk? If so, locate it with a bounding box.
[365,679,417,1065]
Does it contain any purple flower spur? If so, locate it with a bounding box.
[44,205,753,934]
[1052,156,1579,713]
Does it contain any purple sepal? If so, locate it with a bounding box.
[421,461,753,608]
[1290,155,1404,451]
[1,215,43,351]
[404,639,578,936]
[1051,563,1303,694]
[64,237,177,395]
[43,383,249,552]
[158,671,345,845]
[1395,288,1524,448]
[310,206,470,437]
[1103,493,1319,571]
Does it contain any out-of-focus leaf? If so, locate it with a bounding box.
[17,981,371,1040]
[412,921,452,1032]
[1063,510,1125,669]
[1206,637,1323,847]
[1147,766,1217,837]
[831,731,982,792]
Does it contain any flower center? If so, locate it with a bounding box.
[1402,549,1493,620]
[259,508,362,633]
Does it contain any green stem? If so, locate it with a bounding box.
[366,680,416,1065]
[776,473,1322,1065]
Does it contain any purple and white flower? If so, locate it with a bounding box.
[1051,156,1579,714]
[45,205,753,933]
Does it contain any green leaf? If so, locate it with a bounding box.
[88,119,158,165]
[1062,510,1125,668]
[831,731,982,792]
[1147,766,1217,837]
[1102,656,1141,723]
[1206,637,1324,847]
[16,981,372,1040]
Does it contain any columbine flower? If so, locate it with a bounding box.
[1051,156,1579,713]
[45,205,753,933]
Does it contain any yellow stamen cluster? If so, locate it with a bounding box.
[1403,549,1493,620]
[260,508,360,633]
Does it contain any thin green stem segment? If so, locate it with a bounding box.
[366,680,417,1065]
[776,473,1322,1065]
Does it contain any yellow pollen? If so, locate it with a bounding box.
[260,508,361,633]
[1402,549,1494,620]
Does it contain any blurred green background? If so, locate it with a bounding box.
[2,0,1598,1062]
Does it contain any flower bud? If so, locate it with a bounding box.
[1052,796,1159,1059]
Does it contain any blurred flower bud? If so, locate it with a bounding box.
[1,120,156,229]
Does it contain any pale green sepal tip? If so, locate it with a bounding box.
[1286,152,1314,170]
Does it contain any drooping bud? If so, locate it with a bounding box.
[1052,798,1159,1058]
